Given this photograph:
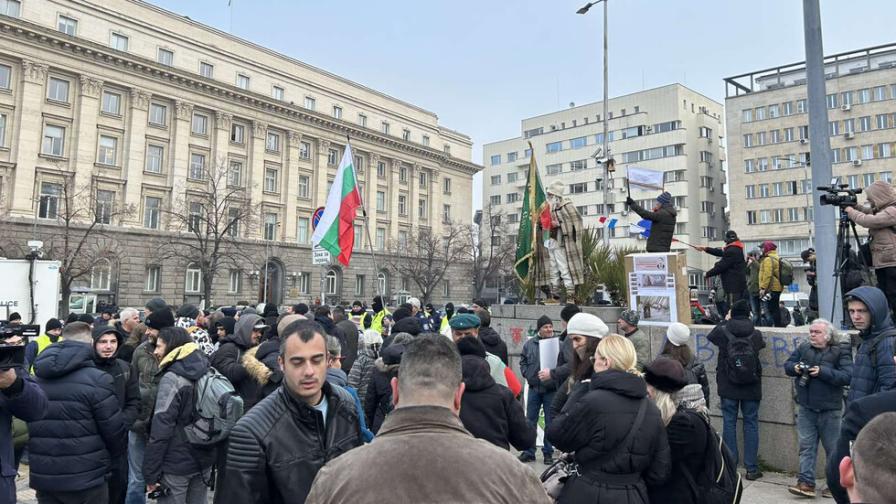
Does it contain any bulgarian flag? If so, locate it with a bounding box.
[514,141,549,282]
[312,144,362,266]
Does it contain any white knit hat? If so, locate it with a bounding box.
[362,329,383,347]
[566,313,609,339]
[407,297,421,309]
[666,322,691,347]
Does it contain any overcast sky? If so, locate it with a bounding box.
[148,0,896,215]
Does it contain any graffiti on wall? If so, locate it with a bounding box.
[694,331,805,369]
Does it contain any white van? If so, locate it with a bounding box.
[779,292,810,315]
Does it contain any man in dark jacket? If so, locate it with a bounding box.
[113,307,141,363]
[626,191,677,253]
[518,315,558,464]
[699,230,747,312]
[93,325,141,504]
[546,304,580,391]
[0,335,47,504]
[783,319,853,498]
[29,322,127,503]
[333,311,360,373]
[707,299,766,480]
[221,319,363,503]
[211,314,266,411]
[474,308,507,365]
[844,286,896,403]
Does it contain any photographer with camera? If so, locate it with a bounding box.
[783,319,853,498]
[844,180,896,319]
[802,248,819,322]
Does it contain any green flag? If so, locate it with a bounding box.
[514,142,548,282]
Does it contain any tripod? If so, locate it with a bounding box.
[831,207,865,325]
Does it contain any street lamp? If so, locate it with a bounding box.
[578,0,611,245]
[783,156,814,249]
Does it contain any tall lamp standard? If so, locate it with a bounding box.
[577,0,611,245]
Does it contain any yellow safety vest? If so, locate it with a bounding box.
[371,310,390,334]
[30,334,62,374]
[439,315,452,333]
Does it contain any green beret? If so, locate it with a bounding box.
[448,313,481,330]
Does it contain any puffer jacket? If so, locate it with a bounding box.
[347,345,378,407]
[844,286,896,402]
[759,250,783,293]
[459,351,534,451]
[131,338,160,436]
[546,369,670,504]
[211,314,262,410]
[364,352,399,434]
[29,341,127,492]
[0,371,46,504]
[707,317,766,401]
[647,408,712,504]
[221,381,363,503]
[478,326,508,365]
[784,341,852,411]
[520,335,559,393]
[705,241,747,297]
[630,201,677,253]
[242,338,282,400]
[143,343,214,484]
[846,180,896,269]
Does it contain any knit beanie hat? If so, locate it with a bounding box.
[566,313,609,339]
[145,309,175,330]
[77,313,95,324]
[45,318,63,332]
[277,314,304,337]
[536,315,553,332]
[145,297,168,314]
[619,309,639,327]
[761,240,777,254]
[644,357,688,393]
[666,322,690,347]
[731,299,751,319]
[176,304,200,320]
[560,303,581,323]
[392,316,422,336]
[656,192,672,205]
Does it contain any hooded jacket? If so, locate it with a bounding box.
[844,286,896,402]
[846,180,896,269]
[458,340,534,451]
[131,337,160,436]
[478,326,508,366]
[211,314,263,410]
[93,327,141,429]
[364,345,403,433]
[242,337,283,401]
[216,316,237,341]
[758,249,783,293]
[707,317,766,401]
[629,200,677,253]
[705,241,747,297]
[143,343,214,483]
[545,370,671,504]
[29,341,127,492]
[0,370,46,503]
[347,342,379,408]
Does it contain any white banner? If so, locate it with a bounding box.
[627,167,665,191]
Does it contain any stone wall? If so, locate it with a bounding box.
[491,304,826,474]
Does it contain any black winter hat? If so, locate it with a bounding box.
[262,303,279,318]
[731,299,751,319]
[176,303,200,320]
[724,230,739,243]
[536,315,553,331]
[77,313,95,324]
[221,306,237,317]
[392,307,413,322]
[381,343,406,366]
[44,318,63,333]
[644,357,688,393]
[456,335,487,358]
[145,309,175,330]
[392,316,422,336]
[296,303,310,315]
[145,297,168,314]
[560,304,581,323]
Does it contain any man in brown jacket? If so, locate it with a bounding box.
[306,334,549,504]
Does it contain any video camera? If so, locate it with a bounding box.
[0,323,39,370]
[818,177,862,208]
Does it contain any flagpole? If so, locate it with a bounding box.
[347,135,385,298]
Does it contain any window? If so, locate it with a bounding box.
[58,15,77,35]
[354,155,364,174]
[860,116,872,132]
[419,171,427,188]
[157,48,173,66]
[322,148,335,166]
[443,204,451,223]
[298,175,310,198]
[546,141,562,153]
[664,170,685,183]
[700,176,714,188]
[398,231,408,249]
[332,105,342,119]
[47,77,69,103]
[829,121,839,136]
[299,141,311,159]
[759,184,769,198]
[702,227,716,239]
[783,101,793,116]
[297,217,309,244]
[0,64,9,89]
[230,123,244,144]
[799,125,809,140]
[325,270,338,296]
[831,148,841,164]
[227,270,241,294]
[569,183,587,194]
[145,266,160,292]
[398,195,407,216]
[422,135,430,146]
[97,135,117,165]
[547,163,562,175]
[236,74,250,90]
[506,193,520,203]
[844,118,855,134]
[570,136,587,149]
[381,122,390,135]
[191,113,208,135]
[745,185,755,199]
[149,103,167,126]
[570,160,587,171]
[272,86,284,101]
[880,171,893,184]
[375,191,386,212]
[770,129,780,144]
[264,167,279,193]
[757,131,766,145]
[188,202,202,232]
[507,172,519,182]
[742,109,753,122]
[353,225,363,250]
[743,134,753,148]
[199,62,214,78]
[826,93,838,109]
[110,32,128,51]
[0,113,6,147]
[266,131,280,152]
[747,211,757,225]
[443,177,451,194]
[146,145,163,173]
[297,272,310,294]
[444,144,451,155]
[189,153,205,179]
[744,159,755,173]
[863,173,876,187]
[490,154,501,165]
[358,113,367,127]
[38,182,62,219]
[797,99,807,113]
[877,114,890,130]
[355,275,365,296]
[227,208,240,237]
[863,144,874,160]
[845,146,858,161]
[185,264,201,293]
[874,86,887,102]
[756,107,767,120]
[842,91,853,106]
[375,161,386,178]
[758,158,769,172]
[767,104,779,118]
[402,129,411,141]
[100,91,121,115]
[881,143,893,158]
[263,213,278,240]
[489,195,501,205]
[399,166,408,183]
[144,196,161,229]
[376,228,386,251]
[699,151,713,163]
[858,88,871,104]
[699,126,712,138]
[490,175,502,185]
[41,125,65,156]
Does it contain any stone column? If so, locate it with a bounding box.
[171,100,193,194]
[389,159,402,241]
[72,75,103,191]
[213,111,232,173]
[249,121,267,234]
[283,130,302,242]
[315,139,331,206]
[9,60,48,217]
[123,88,150,225]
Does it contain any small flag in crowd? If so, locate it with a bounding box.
[607,218,618,230]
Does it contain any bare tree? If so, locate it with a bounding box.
[468,206,516,299]
[385,223,468,304]
[161,159,258,307]
[39,175,134,317]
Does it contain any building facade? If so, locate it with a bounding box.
[482,84,728,292]
[0,0,479,309]
[725,43,896,285]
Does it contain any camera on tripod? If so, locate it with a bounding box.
[818,179,861,208]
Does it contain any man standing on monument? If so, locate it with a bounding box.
[538,180,585,304]
[626,191,677,253]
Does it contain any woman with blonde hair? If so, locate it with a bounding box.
[546,335,670,503]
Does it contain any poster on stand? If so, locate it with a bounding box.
[627,253,686,326]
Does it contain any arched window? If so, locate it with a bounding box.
[377,271,388,296]
[325,269,339,295]
[90,258,111,290]
[185,263,202,293]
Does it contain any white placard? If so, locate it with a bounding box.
[312,246,331,265]
[539,337,560,370]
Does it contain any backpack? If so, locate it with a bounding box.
[184,367,244,446]
[777,257,794,287]
[723,327,760,385]
[682,410,743,504]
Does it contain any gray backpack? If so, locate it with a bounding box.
[184,367,244,446]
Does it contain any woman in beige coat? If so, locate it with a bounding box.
[845,180,896,316]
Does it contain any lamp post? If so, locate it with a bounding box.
[784,157,814,249]
[578,0,610,245]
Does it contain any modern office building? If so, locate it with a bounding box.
[0,0,480,308]
[483,84,728,290]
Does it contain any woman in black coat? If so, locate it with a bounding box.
[546,334,670,504]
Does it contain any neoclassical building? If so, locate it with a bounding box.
[0,0,480,308]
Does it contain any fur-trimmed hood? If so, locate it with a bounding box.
[242,345,272,385]
[374,357,400,374]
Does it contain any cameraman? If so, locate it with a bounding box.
[845,180,896,318]
[801,248,818,323]
[0,329,48,503]
[784,319,852,498]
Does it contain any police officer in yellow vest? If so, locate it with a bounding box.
[24,318,63,373]
[439,302,456,337]
[363,295,391,334]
